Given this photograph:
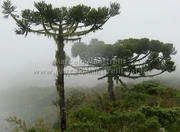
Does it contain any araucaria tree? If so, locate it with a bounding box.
[71,38,176,102]
[2,0,120,131]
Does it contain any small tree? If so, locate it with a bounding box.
[71,38,176,101]
[2,1,120,131]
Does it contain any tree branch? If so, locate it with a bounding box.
[119,71,165,79]
[98,75,108,80]
[136,52,151,62]
[49,22,59,32]
[65,67,104,75]
[41,19,56,36]
[118,78,127,88]
[62,24,97,37]
[64,37,81,41]
[63,22,79,36]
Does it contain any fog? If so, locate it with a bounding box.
[0,0,180,89]
[0,0,180,131]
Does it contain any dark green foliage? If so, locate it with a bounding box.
[143,117,161,132]
[67,122,106,132]
[65,82,180,132]
[131,82,177,97]
[121,92,151,109]
[2,0,120,38]
[132,83,160,94]
[5,82,180,132]
[169,118,180,132]
[68,106,163,132]
[2,0,16,18]
[70,106,100,122]
[72,38,176,79]
[28,127,36,132]
[140,106,180,129]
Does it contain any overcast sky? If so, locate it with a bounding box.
[0,0,180,89]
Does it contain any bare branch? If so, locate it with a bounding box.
[118,78,127,88]
[65,67,104,75]
[64,37,81,41]
[98,75,108,80]
[119,71,165,79]
[136,52,151,62]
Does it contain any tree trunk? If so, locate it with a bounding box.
[56,35,66,132]
[108,75,115,102]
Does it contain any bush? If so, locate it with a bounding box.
[140,106,180,129]
[70,106,101,122]
[7,82,180,132]
[121,92,151,110]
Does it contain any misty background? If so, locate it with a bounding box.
[0,0,180,130]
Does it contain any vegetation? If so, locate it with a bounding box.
[1,1,178,132]
[2,0,120,131]
[71,38,176,101]
[5,81,180,132]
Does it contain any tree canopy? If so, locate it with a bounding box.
[2,0,120,40]
[72,38,176,79]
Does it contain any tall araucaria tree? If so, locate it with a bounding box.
[2,1,120,131]
[71,38,176,102]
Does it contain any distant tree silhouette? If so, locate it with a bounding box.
[71,38,176,101]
